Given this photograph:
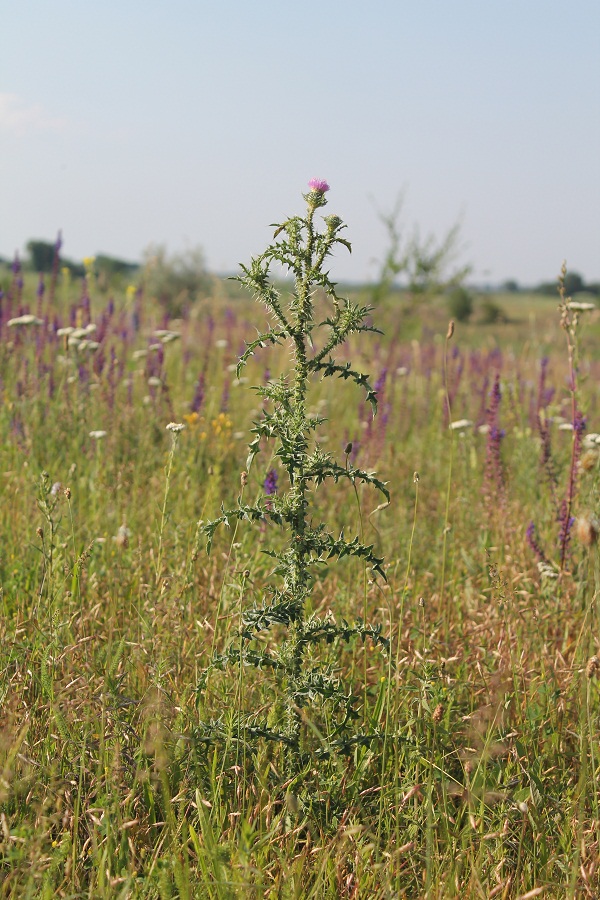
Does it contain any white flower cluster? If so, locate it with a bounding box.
[537,560,558,580]
[569,301,596,312]
[7,315,43,327]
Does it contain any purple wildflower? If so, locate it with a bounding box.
[220,378,229,412]
[558,406,586,569]
[574,408,587,438]
[374,368,388,395]
[536,357,556,417]
[535,358,559,492]
[308,178,330,193]
[49,231,62,302]
[37,275,45,300]
[557,500,575,562]
[264,468,278,496]
[526,521,547,563]
[483,373,505,505]
[191,372,205,413]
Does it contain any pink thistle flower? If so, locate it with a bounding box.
[308,178,330,193]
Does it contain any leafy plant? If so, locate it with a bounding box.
[527,264,591,574]
[447,286,473,322]
[199,180,390,768]
[480,296,504,324]
[141,243,212,316]
[370,194,471,308]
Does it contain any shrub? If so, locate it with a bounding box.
[141,243,212,317]
[447,286,473,322]
[480,297,504,324]
[26,240,56,272]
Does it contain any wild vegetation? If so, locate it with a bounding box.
[1,184,600,898]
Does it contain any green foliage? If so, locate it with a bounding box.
[95,254,138,276]
[562,270,585,295]
[370,195,471,307]
[534,269,595,297]
[141,243,212,316]
[199,185,389,767]
[447,286,473,322]
[3,214,600,894]
[26,239,56,272]
[480,296,504,324]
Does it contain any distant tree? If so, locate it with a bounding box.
[563,271,585,296]
[534,271,591,297]
[370,196,471,308]
[501,279,519,293]
[62,260,85,278]
[533,282,558,296]
[141,244,212,317]
[447,286,473,322]
[95,254,139,292]
[26,240,55,272]
[95,254,138,277]
[585,282,600,297]
[480,298,505,324]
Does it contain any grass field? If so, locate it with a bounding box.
[1,255,600,898]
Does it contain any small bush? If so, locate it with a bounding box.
[447,286,473,322]
[480,297,504,324]
[141,243,213,317]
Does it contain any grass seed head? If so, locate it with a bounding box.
[586,656,600,678]
[575,514,599,547]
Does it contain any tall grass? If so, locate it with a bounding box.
[1,233,600,896]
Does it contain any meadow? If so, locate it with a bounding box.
[1,201,600,899]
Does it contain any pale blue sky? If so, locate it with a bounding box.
[3,0,599,285]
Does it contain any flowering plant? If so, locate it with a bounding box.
[199,181,390,766]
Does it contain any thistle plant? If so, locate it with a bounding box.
[199,180,390,765]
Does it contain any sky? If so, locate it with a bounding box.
[3,0,599,287]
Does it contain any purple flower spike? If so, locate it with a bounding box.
[264,468,278,496]
[308,178,330,193]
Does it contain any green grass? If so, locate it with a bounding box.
[1,268,600,897]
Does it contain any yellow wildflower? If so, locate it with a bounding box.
[211,413,232,437]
